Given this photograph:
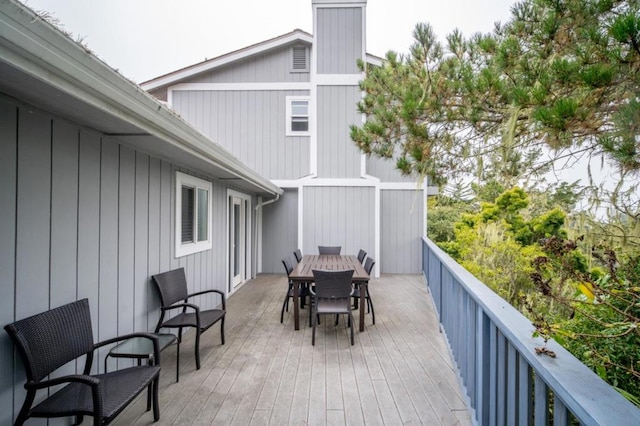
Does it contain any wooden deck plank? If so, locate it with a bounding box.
[107,274,471,426]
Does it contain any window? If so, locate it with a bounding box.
[175,171,212,257]
[286,96,310,136]
[291,45,309,72]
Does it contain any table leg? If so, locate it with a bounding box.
[293,281,300,330]
[359,281,367,332]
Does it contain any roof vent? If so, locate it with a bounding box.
[291,46,308,72]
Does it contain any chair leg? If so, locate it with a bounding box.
[349,314,354,345]
[281,293,289,323]
[195,329,201,370]
[152,375,160,421]
[312,309,317,345]
[220,317,225,345]
[368,296,375,325]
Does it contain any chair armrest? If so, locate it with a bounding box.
[187,289,226,310]
[26,373,99,391]
[95,332,161,364]
[163,302,200,314]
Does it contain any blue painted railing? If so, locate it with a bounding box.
[422,237,640,426]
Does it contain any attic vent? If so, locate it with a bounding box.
[291,46,308,72]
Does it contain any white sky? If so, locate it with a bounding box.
[21,0,517,83]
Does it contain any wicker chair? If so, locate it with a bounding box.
[281,255,310,323]
[4,298,160,426]
[318,245,341,255]
[357,249,367,263]
[310,269,355,345]
[151,268,225,371]
[352,257,376,324]
[293,248,303,263]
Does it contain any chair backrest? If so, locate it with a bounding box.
[4,298,95,383]
[312,269,354,299]
[364,257,375,275]
[152,268,189,307]
[293,249,303,263]
[281,256,294,276]
[318,245,341,255]
[357,249,367,263]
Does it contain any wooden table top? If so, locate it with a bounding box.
[289,255,369,283]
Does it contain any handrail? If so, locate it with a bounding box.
[422,237,640,426]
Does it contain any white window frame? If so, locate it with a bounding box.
[286,96,311,136]
[175,171,213,257]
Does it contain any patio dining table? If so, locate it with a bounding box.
[288,254,370,332]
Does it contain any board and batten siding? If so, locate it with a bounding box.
[316,85,362,178]
[187,47,310,84]
[302,186,375,258]
[366,155,417,183]
[172,90,310,180]
[0,95,230,425]
[316,7,362,74]
[380,189,424,273]
[261,189,299,273]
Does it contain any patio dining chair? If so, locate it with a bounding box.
[318,245,341,255]
[311,269,355,345]
[4,298,161,425]
[293,248,303,263]
[151,268,225,371]
[281,255,310,323]
[357,249,367,263]
[352,257,376,324]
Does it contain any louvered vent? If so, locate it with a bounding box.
[292,46,308,71]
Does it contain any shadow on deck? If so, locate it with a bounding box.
[113,274,471,425]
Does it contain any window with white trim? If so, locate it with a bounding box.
[175,171,212,257]
[286,96,310,136]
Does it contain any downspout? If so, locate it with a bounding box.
[254,193,280,210]
[254,193,281,274]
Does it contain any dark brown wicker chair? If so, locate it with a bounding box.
[352,257,376,324]
[281,255,310,323]
[310,269,355,345]
[293,248,303,263]
[318,245,341,255]
[151,268,225,371]
[357,249,367,263]
[4,298,160,426]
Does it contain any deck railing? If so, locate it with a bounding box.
[422,237,640,426]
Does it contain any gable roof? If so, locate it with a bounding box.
[141,29,384,92]
[0,0,281,198]
[141,29,314,92]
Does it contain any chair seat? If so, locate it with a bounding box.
[316,297,351,314]
[162,309,225,331]
[31,365,160,422]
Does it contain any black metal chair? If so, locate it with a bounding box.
[318,245,341,255]
[310,269,355,345]
[352,257,376,324]
[357,249,367,263]
[281,255,310,323]
[151,268,225,371]
[4,298,161,426]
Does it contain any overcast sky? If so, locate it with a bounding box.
[21,0,516,83]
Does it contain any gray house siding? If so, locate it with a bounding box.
[172,90,311,180]
[317,85,362,178]
[380,189,424,273]
[316,7,362,74]
[187,47,310,84]
[302,186,375,258]
[366,155,417,183]
[0,96,233,425]
[262,189,299,273]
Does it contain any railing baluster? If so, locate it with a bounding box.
[534,374,548,426]
[518,355,533,426]
[507,343,517,424]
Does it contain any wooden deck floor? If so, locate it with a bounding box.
[113,274,471,425]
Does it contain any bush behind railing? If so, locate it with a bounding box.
[422,237,640,426]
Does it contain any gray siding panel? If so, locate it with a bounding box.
[0,99,16,426]
[366,155,416,183]
[187,47,310,84]
[317,8,362,74]
[173,90,310,180]
[1,97,240,422]
[317,86,362,178]
[302,186,374,258]
[262,189,298,273]
[380,190,424,273]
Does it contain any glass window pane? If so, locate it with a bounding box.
[291,117,309,131]
[197,188,208,242]
[181,186,194,243]
[291,100,308,115]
